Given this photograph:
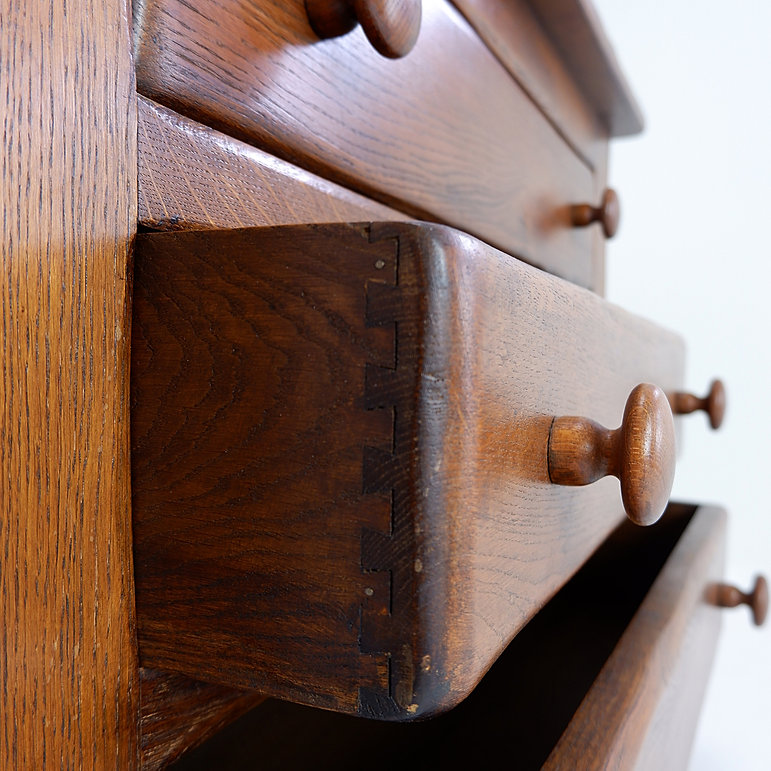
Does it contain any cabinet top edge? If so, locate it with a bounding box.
[529,0,644,135]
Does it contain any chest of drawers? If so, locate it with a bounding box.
[3,0,765,768]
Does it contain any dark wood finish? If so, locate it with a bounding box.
[138,97,405,232]
[133,0,604,289]
[548,384,676,526]
[526,0,645,136]
[572,187,621,238]
[545,506,726,770]
[131,222,684,720]
[671,379,726,429]
[305,0,422,58]
[710,576,768,627]
[0,0,138,765]
[165,504,700,771]
[136,95,407,766]
[139,669,266,769]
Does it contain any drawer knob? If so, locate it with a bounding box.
[669,379,726,429]
[548,383,675,526]
[712,576,768,626]
[305,0,422,59]
[571,188,621,239]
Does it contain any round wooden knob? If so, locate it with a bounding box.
[548,384,676,526]
[670,379,726,429]
[713,576,768,626]
[305,0,422,59]
[571,188,621,239]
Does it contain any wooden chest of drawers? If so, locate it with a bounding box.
[4,0,766,768]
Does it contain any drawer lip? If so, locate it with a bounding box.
[545,503,726,768]
[134,0,604,290]
[131,221,685,720]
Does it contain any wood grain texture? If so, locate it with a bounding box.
[157,504,701,771]
[132,224,399,716]
[526,0,645,136]
[133,0,603,289]
[137,95,407,766]
[138,97,405,232]
[131,222,684,720]
[548,383,676,527]
[545,506,726,770]
[139,669,266,770]
[0,0,138,767]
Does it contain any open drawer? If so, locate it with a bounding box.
[131,221,684,719]
[167,504,739,769]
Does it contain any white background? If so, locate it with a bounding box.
[592,1,771,768]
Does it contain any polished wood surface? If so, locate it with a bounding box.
[133,0,603,289]
[305,0,422,58]
[140,670,266,770]
[571,187,620,238]
[165,504,701,771]
[526,0,645,136]
[450,0,607,169]
[132,224,397,716]
[136,94,407,764]
[0,0,138,766]
[138,97,404,232]
[671,379,726,430]
[131,222,684,719]
[710,576,768,627]
[545,506,726,770]
[548,384,676,526]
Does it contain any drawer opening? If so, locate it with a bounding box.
[168,504,698,770]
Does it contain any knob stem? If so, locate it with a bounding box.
[306,0,422,59]
[670,379,726,429]
[571,188,620,239]
[548,384,676,527]
[713,575,768,626]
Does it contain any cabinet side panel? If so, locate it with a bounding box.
[0,0,138,766]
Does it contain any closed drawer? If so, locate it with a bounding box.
[130,221,684,719]
[134,0,603,288]
[166,504,725,770]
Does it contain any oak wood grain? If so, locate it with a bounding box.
[133,0,603,289]
[138,97,405,232]
[545,506,726,770]
[137,93,409,766]
[160,504,701,771]
[131,222,684,719]
[0,0,138,766]
[140,669,266,770]
[548,384,676,527]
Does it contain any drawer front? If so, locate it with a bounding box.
[151,504,723,770]
[131,222,684,719]
[545,505,726,770]
[134,0,603,289]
